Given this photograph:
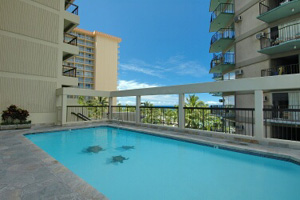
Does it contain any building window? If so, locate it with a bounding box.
[75,64,83,70]
[75,58,84,63]
[223,71,235,80]
[84,72,93,77]
[85,84,92,89]
[85,66,93,71]
[85,60,93,65]
[78,83,84,88]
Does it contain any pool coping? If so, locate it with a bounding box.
[1,121,300,199]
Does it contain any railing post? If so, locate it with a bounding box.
[108,97,113,120]
[178,93,185,129]
[136,96,141,124]
[254,90,264,141]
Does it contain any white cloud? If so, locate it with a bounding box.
[205,101,222,106]
[118,80,159,90]
[119,64,163,78]
[119,56,208,78]
[117,80,178,106]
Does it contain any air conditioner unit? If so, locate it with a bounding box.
[235,69,243,76]
[256,32,266,40]
[236,125,244,131]
[234,15,242,23]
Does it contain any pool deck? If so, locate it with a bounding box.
[1,122,300,199]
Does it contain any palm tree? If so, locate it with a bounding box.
[185,94,207,129]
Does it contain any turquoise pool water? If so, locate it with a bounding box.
[26,126,300,200]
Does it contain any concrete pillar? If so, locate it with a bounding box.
[178,93,185,129]
[61,94,67,125]
[136,96,141,123]
[254,90,264,141]
[108,97,113,120]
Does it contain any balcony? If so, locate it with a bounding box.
[210,52,235,74]
[258,0,300,23]
[261,63,299,76]
[65,1,78,15]
[63,33,79,60]
[210,3,234,32]
[209,0,231,12]
[212,73,223,81]
[64,1,80,32]
[62,65,77,77]
[210,28,235,53]
[258,23,300,55]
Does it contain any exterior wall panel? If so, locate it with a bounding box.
[0,77,56,113]
[31,0,60,10]
[0,35,58,77]
[0,0,59,43]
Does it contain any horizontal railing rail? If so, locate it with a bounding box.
[140,106,179,127]
[67,106,109,122]
[211,28,235,45]
[64,33,78,46]
[65,1,79,15]
[184,107,254,136]
[264,105,300,141]
[211,3,234,23]
[111,106,136,122]
[62,65,77,77]
[261,64,299,77]
[259,0,289,15]
[211,52,235,69]
[260,23,300,50]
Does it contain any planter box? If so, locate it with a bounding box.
[0,124,31,130]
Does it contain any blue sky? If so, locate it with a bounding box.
[76,0,221,105]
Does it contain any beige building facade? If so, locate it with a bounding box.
[64,28,121,92]
[0,0,80,125]
[209,0,300,138]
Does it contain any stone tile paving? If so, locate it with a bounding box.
[2,121,300,199]
[0,124,108,200]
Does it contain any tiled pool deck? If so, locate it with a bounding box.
[1,121,300,199]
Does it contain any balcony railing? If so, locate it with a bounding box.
[211,28,235,46]
[67,106,109,122]
[111,106,136,122]
[211,53,235,69]
[260,23,300,50]
[264,105,300,141]
[65,1,79,15]
[64,33,78,46]
[184,107,254,136]
[211,3,234,23]
[212,73,223,80]
[62,65,77,77]
[261,64,299,77]
[140,106,179,127]
[259,0,293,15]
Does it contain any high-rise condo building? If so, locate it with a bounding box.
[209,0,300,138]
[64,28,121,92]
[0,0,80,125]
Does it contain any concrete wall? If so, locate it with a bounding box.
[94,35,119,92]
[0,0,79,125]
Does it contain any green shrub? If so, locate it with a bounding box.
[1,105,30,125]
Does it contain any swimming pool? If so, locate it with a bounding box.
[26,126,300,200]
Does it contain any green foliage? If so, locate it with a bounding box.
[1,105,30,125]
[77,96,109,119]
[185,94,223,131]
